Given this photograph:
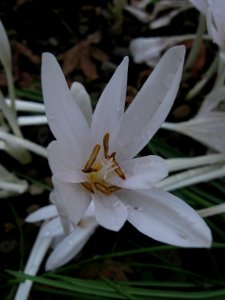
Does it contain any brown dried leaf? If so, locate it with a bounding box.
[61,32,108,80]
[80,55,98,81]
[79,260,133,281]
[91,47,109,62]
[12,41,41,65]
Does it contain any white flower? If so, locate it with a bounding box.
[42,46,212,248]
[15,204,97,300]
[125,0,191,27]
[26,202,98,270]
[190,0,225,61]
[162,86,225,153]
[130,35,196,67]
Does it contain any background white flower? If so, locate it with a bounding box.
[190,0,225,61]
[42,46,212,248]
[162,86,225,153]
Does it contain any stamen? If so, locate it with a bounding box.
[81,181,94,193]
[112,158,126,180]
[82,144,101,173]
[107,185,121,193]
[103,132,110,158]
[94,182,111,195]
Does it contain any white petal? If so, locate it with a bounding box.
[25,205,58,222]
[41,53,90,154]
[208,0,225,39]
[190,0,208,15]
[108,155,168,190]
[91,57,128,147]
[45,220,98,270]
[93,193,128,231]
[0,20,11,68]
[53,170,86,183]
[116,46,185,160]
[47,140,85,174]
[39,217,64,238]
[129,37,166,64]
[70,81,92,126]
[198,86,225,115]
[119,188,212,248]
[206,9,224,47]
[173,114,225,153]
[52,178,92,230]
[124,5,150,23]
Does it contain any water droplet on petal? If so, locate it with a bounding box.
[113,201,120,208]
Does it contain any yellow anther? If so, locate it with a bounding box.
[112,159,126,180]
[94,182,111,195]
[103,132,110,158]
[82,144,101,173]
[81,181,94,193]
[107,185,121,193]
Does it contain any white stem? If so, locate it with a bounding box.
[161,122,179,131]
[0,181,27,193]
[157,164,224,191]
[0,91,22,137]
[14,223,52,300]
[0,130,47,158]
[198,203,225,218]
[167,153,225,172]
[5,99,45,113]
[18,116,47,126]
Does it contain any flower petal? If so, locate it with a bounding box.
[91,57,128,147]
[52,178,92,231]
[70,81,92,126]
[41,53,90,154]
[171,114,225,153]
[0,20,11,68]
[47,140,85,174]
[190,0,208,15]
[116,46,185,160]
[92,193,128,231]
[25,205,58,223]
[40,217,64,238]
[45,219,98,270]
[108,155,168,190]
[197,86,225,115]
[118,188,212,248]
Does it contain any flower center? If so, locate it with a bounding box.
[81,133,126,195]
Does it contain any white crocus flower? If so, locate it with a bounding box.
[26,202,98,271]
[190,0,225,62]
[42,46,212,248]
[130,35,196,67]
[15,204,97,300]
[162,86,225,153]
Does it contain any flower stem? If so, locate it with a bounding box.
[167,153,225,172]
[186,55,218,100]
[0,130,47,158]
[213,58,225,89]
[157,163,225,191]
[14,224,52,300]
[198,203,225,217]
[184,13,206,71]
